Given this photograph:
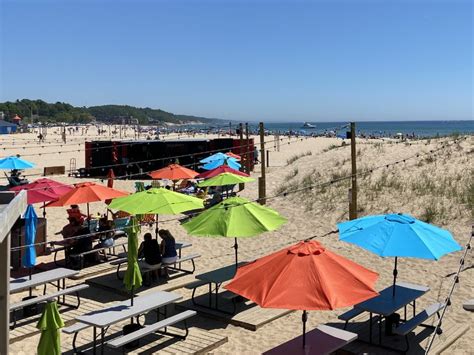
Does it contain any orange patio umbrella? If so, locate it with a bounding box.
[148,163,198,180]
[225,240,379,348]
[46,182,128,222]
[226,151,241,160]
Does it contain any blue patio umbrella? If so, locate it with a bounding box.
[23,204,38,296]
[199,152,229,164]
[337,213,461,296]
[0,156,35,170]
[201,155,241,171]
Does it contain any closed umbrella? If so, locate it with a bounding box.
[182,196,286,266]
[226,151,241,160]
[123,216,142,307]
[196,165,249,179]
[225,240,379,348]
[23,204,37,297]
[338,213,461,296]
[37,301,64,355]
[0,156,35,169]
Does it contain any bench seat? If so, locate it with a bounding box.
[185,280,208,290]
[10,284,89,311]
[394,302,444,336]
[338,307,364,329]
[63,321,90,334]
[107,310,197,348]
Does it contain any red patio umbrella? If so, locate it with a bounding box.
[10,178,74,217]
[196,165,249,179]
[226,151,241,160]
[225,240,379,348]
[46,182,128,221]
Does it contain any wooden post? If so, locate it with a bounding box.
[266,150,269,167]
[0,232,10,355]
[349,122,357,220]
[245,123,250,173]
[258,122,266,204]
[239,123,244,191]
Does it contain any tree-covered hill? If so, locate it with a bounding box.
[0,99,218,124]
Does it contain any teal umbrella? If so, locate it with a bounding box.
[0,156,35,169]
[23,204,37,297]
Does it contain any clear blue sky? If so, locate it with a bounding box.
[1,0,472,122]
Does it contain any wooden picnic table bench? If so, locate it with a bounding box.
[10,284,89,329]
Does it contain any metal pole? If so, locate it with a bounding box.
[349,122,357,220]
[266,150,269,168]
[259,122,266,205]
[239,123,244,191]
[245,123,250,173]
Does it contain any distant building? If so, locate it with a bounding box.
[12,115,22,124]
[0,120,17,134]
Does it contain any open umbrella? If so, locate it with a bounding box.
[46,182,128,225]
[338,213,461,296]
[0,156,35,169]
[226,151,241,160]
[197,172,255,187]
[196,165,249,179]
[23,204,37,297]
[37,301,64,355]
[108,188,204,237]
[225,240,379,348]
[123,216,142,307]
[148,163,198,180]
[200,153,241,171]
[182,196,286,266]
[11,178,74,217]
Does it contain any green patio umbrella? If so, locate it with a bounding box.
[182,196,287,266]
[109,187,204,237]
[197,172,255,187]
[37,301,64,355]
[123,216,142,307]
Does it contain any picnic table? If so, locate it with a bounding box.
[75,291,182,354]
[354,281,429,345]
[10,267,78,294]
[193,262,246,313]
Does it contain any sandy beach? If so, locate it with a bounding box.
[3,126,473,354]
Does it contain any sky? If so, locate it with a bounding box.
[0,0,472,122]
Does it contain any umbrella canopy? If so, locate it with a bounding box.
[196,165,249,179]
[46,182,128,207]
[182,196,286,265]
[11,178,73,204]
[226,151,241,160]
[338,213,461,295]
[197,172,255,187]
[0,156,35,170]
[108,187,204,215]
[36,301,64,355]
[202,157,241,171]
[23,205,37,269]
[225,240,379,347]
[123,217,142,306]
[107,169,115,188]
[199,152,231,163]
[148,163,198,180]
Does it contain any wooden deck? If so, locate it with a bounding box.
[62,325,227,354]
[331,312,470,354]
[176,294,293,331]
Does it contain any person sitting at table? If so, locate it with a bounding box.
[67,204,87,224]
[138,233,162,282]
[159,229,177,278]
[57,217,82,245]
[179,180,197,195]
[69,225,96,268]
[97,215,115,248]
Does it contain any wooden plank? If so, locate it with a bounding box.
[176,296,293,331]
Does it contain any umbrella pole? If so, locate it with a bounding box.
[392,257,398,297]
[28,267,32,297]
[42,202,46,218]
[130,286,134,323]
[302,310,307,348]
[155,214,159,239]
[234,238,238,267]
[87,203,90,229]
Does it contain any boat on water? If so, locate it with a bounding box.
[301,122,316,129]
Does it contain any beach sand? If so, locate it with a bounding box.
[3,126,473,354]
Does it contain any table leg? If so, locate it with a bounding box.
[379,316,382,345]
[62,278,66,304]
[215,283,219,310]
[404,306,407,321]
[101,328,105,355]
[93,327,97,355]
[208,283,212,308]
[56,280,60,303]
[413,300,416,317]
[369,313,372,344]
